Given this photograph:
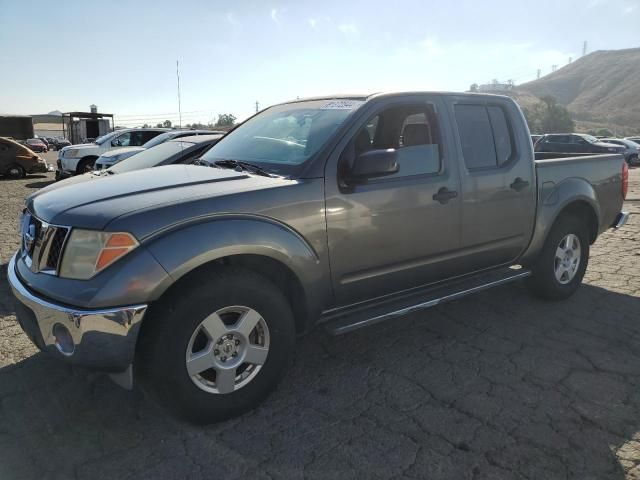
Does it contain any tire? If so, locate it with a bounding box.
[6,164,26,179]
[526,214,589,300]
[76,157,96,174]
[137,266,296,423]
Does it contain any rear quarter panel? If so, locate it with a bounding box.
[521,154,624,263]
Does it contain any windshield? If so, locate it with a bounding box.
[200,99,364,174]
[110,141,193,173]
[94,131,121,145]
[579,134,599,144]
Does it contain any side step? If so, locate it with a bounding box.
[323,267,531,335]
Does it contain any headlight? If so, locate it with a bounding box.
[64,149,79,158]
[59,229,138,279]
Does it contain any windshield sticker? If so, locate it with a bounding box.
[320,100,364,110]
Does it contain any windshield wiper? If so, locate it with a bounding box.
[213,159,273,177]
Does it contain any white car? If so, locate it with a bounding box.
[56,128,167,179]
[93,129,220,170]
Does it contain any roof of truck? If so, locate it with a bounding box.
[281,91,511,105]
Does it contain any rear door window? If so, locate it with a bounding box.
[455,104,517,169]
[454,105,497,169]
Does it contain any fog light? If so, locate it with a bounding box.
[53,323,75,356]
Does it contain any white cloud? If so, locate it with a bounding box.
[338,23,359,36]
[624,4,637,12]
[271,8,279,24]
[308,18,317,29]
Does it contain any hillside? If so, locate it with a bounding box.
[516,47,640,135]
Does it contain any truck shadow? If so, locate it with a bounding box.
[1,280,639,479]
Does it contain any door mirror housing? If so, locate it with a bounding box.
[349,149,399,182]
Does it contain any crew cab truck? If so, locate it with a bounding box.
[9,92,629,423]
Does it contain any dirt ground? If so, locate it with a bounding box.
[1,157,640,479]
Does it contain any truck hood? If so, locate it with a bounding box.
[27,165,292,230]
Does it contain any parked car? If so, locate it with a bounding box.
[625,136,640,145]
[601,138,640,165]
[534,133,625,156]
[37,137,49,149]
[72,134,224,176]
[531,134,542,145]
[94,129,222,170]
[51,137,71,151]
[0,137,48,178]
[9,92,629,423]
[56,128,168,179]
[25,138,48,153]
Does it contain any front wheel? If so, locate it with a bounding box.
[6,164,26,179]
[526,215,590,300]
[137,267,296,423]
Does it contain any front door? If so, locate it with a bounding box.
[325,96,462,306]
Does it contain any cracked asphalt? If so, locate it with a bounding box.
[1,156,640,479]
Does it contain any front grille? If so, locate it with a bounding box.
[46,227,68,270]
[20,212,69,275]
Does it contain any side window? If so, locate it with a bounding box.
[130,131,146,146]
[487,106,513,166]
[455,104,496,169]
[141,131,161,143]
[455,104,516,169]
[349,103,442,179]
[114,132,131,147]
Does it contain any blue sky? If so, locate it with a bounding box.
[1,0,638,126]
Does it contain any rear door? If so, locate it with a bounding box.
[448,96,536,270]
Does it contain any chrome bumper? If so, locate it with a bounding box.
[613,211,630,229]
[8,253,147,372]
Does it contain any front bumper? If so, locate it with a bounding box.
[28,162,49,174]
[8,253,147,372]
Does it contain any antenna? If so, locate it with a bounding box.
[176,60,182,128]
[551,65,558,72]
[537,69,541,79]
[582,41,587,56]
[255,100,259,113]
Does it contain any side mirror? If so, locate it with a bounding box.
[112,139,122,147]
[349,149,399,182]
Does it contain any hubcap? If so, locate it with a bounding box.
[9,167,20,177]
[554,234,581,285]
[185,306,270,394]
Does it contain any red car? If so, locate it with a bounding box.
[25,138,48,153]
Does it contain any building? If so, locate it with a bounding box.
[476,80,514,93]
[0,115,34,139]
[32,112,64,138]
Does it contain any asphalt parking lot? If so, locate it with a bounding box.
[1,160,640,479]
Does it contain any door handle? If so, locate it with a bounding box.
[510,177,530,192]
[432,187,458,204]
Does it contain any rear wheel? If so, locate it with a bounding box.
[526,215,589,300]
[137,267,296,423]
[6,164,25,179]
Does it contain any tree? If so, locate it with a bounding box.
[163,119,172,128]
[524,96,574,134]
[215,114,236,127]
[156,122,163,128]
[595,128,613,137]
[142,123,150,128]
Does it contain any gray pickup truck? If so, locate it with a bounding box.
[9,92,629,423]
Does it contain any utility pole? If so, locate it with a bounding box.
[176,60,182,128]
[551,64,558,72]
[568,57,572,64]
[255,101,259,113]
[537,69,541,79]
[582,41,587,57]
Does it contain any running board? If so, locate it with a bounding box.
[324,267,531,335]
